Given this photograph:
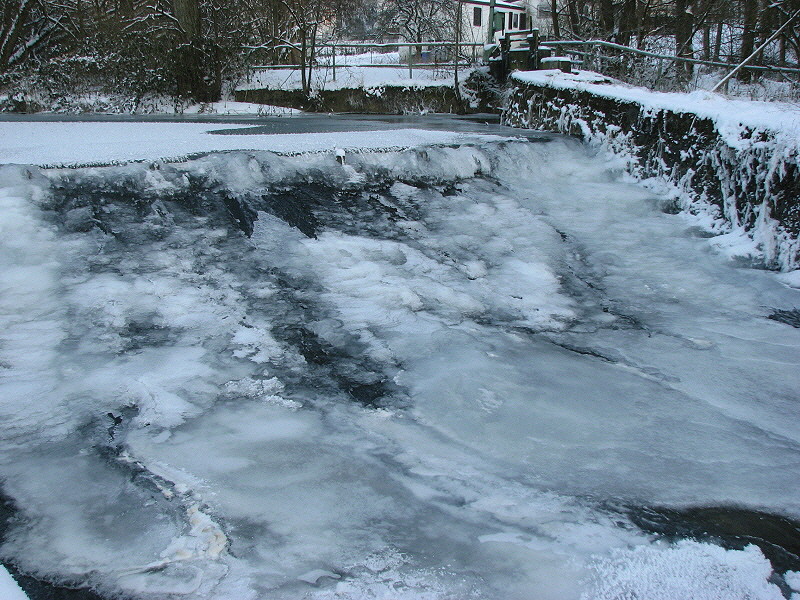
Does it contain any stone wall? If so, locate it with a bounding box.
[236,85,464,114]
[503,76,800,271]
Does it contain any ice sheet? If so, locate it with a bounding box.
[0,566,29,600]
[0,122,506,167]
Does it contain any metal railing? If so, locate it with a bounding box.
[251,41,485,81]
[543,39,800,75]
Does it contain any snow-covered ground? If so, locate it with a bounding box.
[238,52,462,92]
[513,70,800,146]
[0,121,799,600]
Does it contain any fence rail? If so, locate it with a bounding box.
[544,39,800,75]
[244,35,800,94]
[252,64,463,70]
[249,41,485,81]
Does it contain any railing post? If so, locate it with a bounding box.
[332,43,336,81]
[527,28,539,70]
[500,34,511,79]
[409,45,413,79]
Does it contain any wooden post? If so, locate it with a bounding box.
[409,45,413,79]
[488,0,497,44]
[454,1,462,104]
[527,28,539,70]
[332,44,336,81]
[500,35,511,78]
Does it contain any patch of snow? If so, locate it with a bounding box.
[0,566,29,600]
[298,569,341,584]
[777,270,800,289]
[582,541,784,600]
[786,571,800,592]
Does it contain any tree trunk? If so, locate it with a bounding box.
[307,22,317,95]
[675,0,694,75]
[599,0,614,40]
[172,0,214,100]
[618,0,636,46]
[713,20,722,61]
[756,0,775,64]
[635,0,649,48]
[567,0,580,37]
[675,0,693,56]
[300,29,307,94]
[739,0,757,81]
[454,0,461,104]
[551,0,560,38]
[0,0,36,70]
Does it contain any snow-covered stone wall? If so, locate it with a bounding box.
[236,84,465,114]
[503,70,800,271]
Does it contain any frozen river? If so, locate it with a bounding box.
[0,117,799,599]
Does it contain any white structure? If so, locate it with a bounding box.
[460,0,530,45]
[459,0,554,45]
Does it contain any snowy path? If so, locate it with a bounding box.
[0,134,798,600]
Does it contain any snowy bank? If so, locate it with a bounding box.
[504,70,800,271]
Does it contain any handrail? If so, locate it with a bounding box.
[251,63,464,70]
[544,39,800,74]
[246,41,484,51]
[318,42,485,48]
[502,29,539,38]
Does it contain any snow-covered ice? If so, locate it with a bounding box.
[0,126,799,600]
[0,566,29,600]
[0,121,507,167]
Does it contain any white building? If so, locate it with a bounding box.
[459,0,551,45]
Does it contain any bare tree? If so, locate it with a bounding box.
[0,0,57,71]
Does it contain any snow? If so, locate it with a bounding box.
[786,571,800,592]
[583,541,783,600]
[513,69,800,146]
[0,121,507,167]
[777,270,800,289]
[0,132,799,599]
[0,566,28,600]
